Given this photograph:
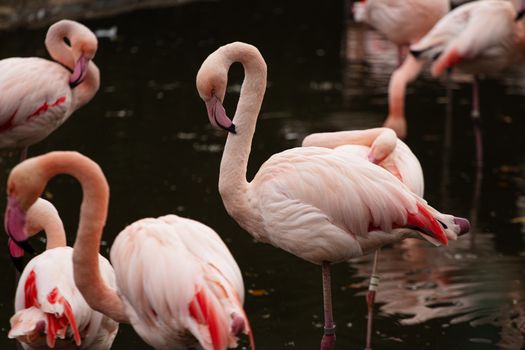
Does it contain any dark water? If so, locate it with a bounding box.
[1,1,525,349]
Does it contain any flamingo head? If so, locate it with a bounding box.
[196,52,236,134]
[368,129,397,164]
[4,159,44,264]
[400,203,470,246]
[68,22,98,87]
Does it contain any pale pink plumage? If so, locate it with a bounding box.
[5,152,254,350]
[7,199,118,350]
[354,0,450,138]
[302,127,424,196]
[411,0,525,77]
[0,19,99,153]
[196,42,469,348]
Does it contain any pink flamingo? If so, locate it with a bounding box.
[410,0,525,165]
[5,198,119,349]
[5,151,255,350]
[0,20,99,160]
[353,0,450,138]
[196,42,470,350]
[302,127,424,349]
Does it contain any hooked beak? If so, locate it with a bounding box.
[4,197,34,259]
[69,55,88,88]
[453,217,470,236]
[205,95,236,134]
[8,239,25,272]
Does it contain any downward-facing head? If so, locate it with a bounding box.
[368,128,397,164]
[45,19,98,86]
[197,42,267,134]
[5,152,107,265]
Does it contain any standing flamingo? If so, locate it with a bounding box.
[196,42,470,349]
[302,127,424,349]
[5,198,119,349]
[0,19,99,160]
[410,0,525,166]
[353,0,450,138]
[5,151,255,350]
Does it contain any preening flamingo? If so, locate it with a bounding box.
[0,19,99,160]
[410,0,525,165]
[4,198,118,349]
[5,151,254,350]
[196,42,470,349]
[302,127,424,349]
[353,0,450,138]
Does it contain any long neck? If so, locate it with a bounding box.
[37,152,129,323]
[72,62,100,110]
[388,55,424,119]
[25,199,67,249]
[218,47,267,222]
[302,128,385,149]
[45,24,75,70]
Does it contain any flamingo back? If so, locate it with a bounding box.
[110,215,251,350]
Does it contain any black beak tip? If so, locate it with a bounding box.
[227,123,237,134]
[516,9,525,21]
[16,240,36,255]
[410,49,422,59]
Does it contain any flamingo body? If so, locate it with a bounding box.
[110,215,250,350]
[355,0,449,46]
[10,247,118,350]
[411,0,525,76]
[0,20,99,154]
[0,58,72,148]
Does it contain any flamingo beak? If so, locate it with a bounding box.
[4,197,34,257]
[406,203,449,245]
[205,95,236,134]
[8,239,25,272]
[69,55,88,88]
[454,217,470,236]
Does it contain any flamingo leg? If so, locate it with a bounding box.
[471,76,483,168]
[365,249,380,350]
[320,262,336,350]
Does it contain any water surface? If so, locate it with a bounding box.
[0,1,524,349]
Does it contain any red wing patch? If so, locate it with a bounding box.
[24,270,40,309]
[189,288,224,350]
[0,109,18,132]
[27,96,67,121]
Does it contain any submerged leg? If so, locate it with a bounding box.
[471,76,483,168]
[365,249,380,350]
[320,262,336,350]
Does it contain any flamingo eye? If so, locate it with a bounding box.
[64,37,71,46]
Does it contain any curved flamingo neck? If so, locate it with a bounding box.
[72,62,100,110]
[45,20,100,112]
[215,44,267,221]
[32,152,128,323]
[302,128,388,149]
[25,198,66,249]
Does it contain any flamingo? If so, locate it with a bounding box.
[196,42,470,349]
[410,0,525,166]
[352,0,450,138]
[4,198,119,349]
[302,127,424,349]
[4,151,255,350]
[0,19,99,160]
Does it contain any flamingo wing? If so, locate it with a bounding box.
[0,57,72,148]
[250,147,448,262]
[10,247,118,350]
[110,216,251,350]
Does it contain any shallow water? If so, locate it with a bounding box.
[0,1,525,349]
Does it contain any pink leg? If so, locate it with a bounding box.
[365,249,380,350]
[471,77,483,168]
[320,262,336,350]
